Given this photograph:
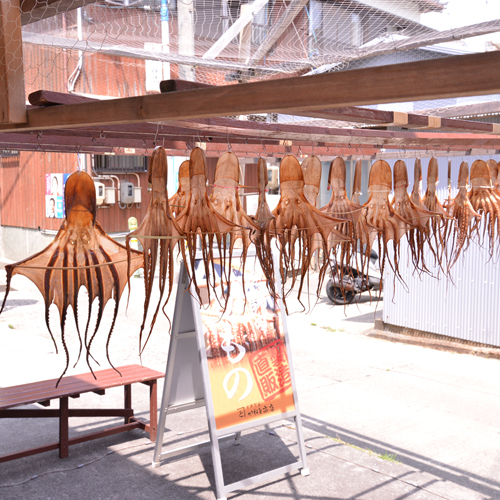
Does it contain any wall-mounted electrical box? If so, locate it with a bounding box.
[95,182,105,205]
[120,182,134,204]
[133,186,142,204]
[104,187,116,205]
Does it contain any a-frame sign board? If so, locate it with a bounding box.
[152,258,309,500]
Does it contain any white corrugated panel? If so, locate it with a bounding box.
[383,152,500,346]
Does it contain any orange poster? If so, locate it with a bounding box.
[197,258,296,430]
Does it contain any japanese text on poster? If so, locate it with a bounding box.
[196,257,295,430]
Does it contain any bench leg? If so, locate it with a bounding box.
[124,384,132,425]
[149,380,158,442]
[59,397,69,459]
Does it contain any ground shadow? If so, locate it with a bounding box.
[301,413,500,499]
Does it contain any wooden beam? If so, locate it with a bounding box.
[1,51,500,133]
[0,0,26,124]
[159,80,213,94]
[28,90,95,107]
[160,83,499,133]
[20,0,98,26]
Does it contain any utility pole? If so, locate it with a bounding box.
[178,0,195,81]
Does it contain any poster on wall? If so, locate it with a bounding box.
[196,257,296,430]
[45,173,70,218]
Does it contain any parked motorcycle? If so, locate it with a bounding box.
[325,246,382,304]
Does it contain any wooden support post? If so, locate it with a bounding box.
[0,0,26,124]
[148,380,158,442]
[59,397,69,458]
[124,384,132,425]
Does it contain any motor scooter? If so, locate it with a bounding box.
[325,245,382,304]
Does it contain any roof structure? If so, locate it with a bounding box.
[1,0,500,159]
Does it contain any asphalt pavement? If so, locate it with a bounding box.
[1,260,499,500]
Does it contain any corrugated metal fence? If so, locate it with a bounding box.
[383,154,500,347]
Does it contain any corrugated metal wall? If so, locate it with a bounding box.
[383,154,500,347]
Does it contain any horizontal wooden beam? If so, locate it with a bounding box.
[2,51,500,133]
[20,0,98,25]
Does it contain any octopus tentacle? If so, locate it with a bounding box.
[251,158,277,298]
[422,157,449,272]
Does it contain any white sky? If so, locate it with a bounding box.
[422,0,500,51]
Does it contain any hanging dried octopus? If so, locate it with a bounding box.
[421,157,449,271]
[250,157,277,298]
[301,155,322,207]
[351,159,363,205]
[175,147,251,308]
[360,160,413,280]
[468,159,500,258]
[209,151,260,263]
[208,151,271,296]
[0,171,143,385]
[300,155,323,264]
[320,157,367,281]
[444,161,480,268]
[126,147,184,354]
[487,159,500,195]
[271,155,350,310]
[391,159,436,275]
[169,160,190,216]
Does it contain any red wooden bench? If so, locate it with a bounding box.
[0,364,164,463]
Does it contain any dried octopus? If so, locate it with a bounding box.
[300,155,323,261]
[444,161,480,268]
[175,147,250,308]
[391,159,435,274]
[351,159,363,205]
[169,160,190,216]
[320,157,367,280]
[468,159,500,258]
[321,156,365,246]
[271,155,349,309]
[421,157,448,270]
[361,160,412,279]
[1,171,143,384]
[209,151,260,261]
[126,147,184,354]
[301,155,322,207]
[250,157,276,297]
[487,159,500,194]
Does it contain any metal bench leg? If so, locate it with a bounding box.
[148,380,158,442]
[124,384,132,424]
[59,397,69,458]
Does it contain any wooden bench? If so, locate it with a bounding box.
[0,364,164,463]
